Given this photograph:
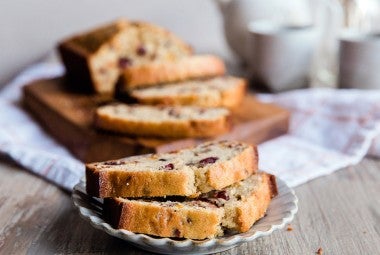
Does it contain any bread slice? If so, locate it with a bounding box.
[104,199,224,240]
[117,54,226,90]
[103,172,277,239]
[94,104,231,138]
[86,140,258,198]
[129,76,246,109]
[58,19,192,94]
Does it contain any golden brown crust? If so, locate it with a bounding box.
[118,55,226,90]
[58,41,96,93]
[86,164,196,198]
[205,145,258,191]
[58,20,128,94]
[104,198,223,239]
[235,173,277,232]
[64,19,129,53]
[85,167,101,197]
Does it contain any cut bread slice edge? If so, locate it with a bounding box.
[117,54,226,90]
[129,76,247,109]
[94,104,231,138]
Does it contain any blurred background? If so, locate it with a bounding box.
[0,0,234,89]
[1,0,380,90]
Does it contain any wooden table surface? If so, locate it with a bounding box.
[0,155,379,255]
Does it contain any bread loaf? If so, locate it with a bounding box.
[58,19,192,94]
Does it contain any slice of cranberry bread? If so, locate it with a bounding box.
[94,103,231,138]
[117,54,226,90]
[103,172,277,239]
[129,76,246,109]
[86,140,258,198]
[58,19,192,94]
[104,199,224,240]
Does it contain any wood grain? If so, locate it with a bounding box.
[0,157,379,254]
[22,77,289,163]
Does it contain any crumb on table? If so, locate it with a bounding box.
[286,225,293,231]
[316,247,323,255]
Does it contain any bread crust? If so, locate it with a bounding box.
[130,76,247,109]
[118,55,226,90]
[58,20,128,94]
[86,166,196,198]
[104,198,223,239]
[234,173,278,232]
[204,144,258,192]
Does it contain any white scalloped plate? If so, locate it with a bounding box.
[72,177,298,255]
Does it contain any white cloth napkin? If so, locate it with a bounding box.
[1,62,380,191]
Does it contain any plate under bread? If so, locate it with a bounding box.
[72,176,298,255]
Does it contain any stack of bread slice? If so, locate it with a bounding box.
[58,19,247,139]
[59,21,278,239]
[86,140,278,239]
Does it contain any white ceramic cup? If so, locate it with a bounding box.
[339,31,380,89]
[248,20,318,92]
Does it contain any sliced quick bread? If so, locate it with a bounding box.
[58,19,192,94]
[104,199,224,240]
[117,54,226,90]
[103,172,277,239]
[129,76,246,108]
[86,140,258,198]
[94,103,231,138]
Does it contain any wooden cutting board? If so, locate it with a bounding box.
[22,77,289,163]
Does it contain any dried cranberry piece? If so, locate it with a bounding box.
[136,45,146,56]
[173,229,181,237]
[198,157,219,166]
[163,163,174,170]
[198,109,206,114]
[168,108,181,118]
[198,197,212,203]
[214,190,229,200]
[119,57,132,68]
